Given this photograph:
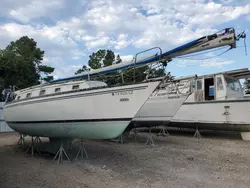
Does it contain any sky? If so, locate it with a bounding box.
[0,0,250,80]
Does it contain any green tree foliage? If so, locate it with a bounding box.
[116,55,122,64]
[149,67,166,78]
[0,36,54,92]
[103,50,115,67]
[38,65,54,75]
[88,49,105,69]
[75,49,121,85]
[75,65,89,75]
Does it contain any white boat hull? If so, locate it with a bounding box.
[132,91,189,127]
[131,92,250,133]
[4,82,160,139]
[171,99,250,132]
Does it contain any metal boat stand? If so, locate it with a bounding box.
[34,136,42,144]
[131,128,139,141]
[145,127,155,146]
[157,125,170,137]
[17,134,26,145]
[75,139,88,160]
[193,125,202,139]
[115,134,125,144]
[25,136,41,156]
[52,139,71,164]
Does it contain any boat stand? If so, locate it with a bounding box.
[34,136,42,144]
[116,134,125,144]
[193,126,202,139]
[145,127,155,146]
[131,128,139,141]
[17,134,26,145]
[25,136,41,156]
[75,139,88,160]
[52,139,71,164]
[157,125,170,137]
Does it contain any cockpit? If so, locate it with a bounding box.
[192,72,244,102]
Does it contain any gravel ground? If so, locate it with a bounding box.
[0,130,250,188]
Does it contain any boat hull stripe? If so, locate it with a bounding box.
[7,118,133,124]
[183,99,250,105]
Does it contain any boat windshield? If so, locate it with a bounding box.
[224,76,243,98]
[225,77,241,92]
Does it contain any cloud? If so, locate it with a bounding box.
[8,0,64,23]
[113,34,131,50]
[199,59,233,68]
[86,36,110,49]
[0,0,249,78]
[3,0,249,51]
[71,49,86,60]
[175,58,234,68]
[53,64,82,79]
[0,23,78,57]
[42,56,82,79]
[120,55,134,62]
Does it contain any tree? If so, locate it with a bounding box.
[75,65,89,75]
[75,49,120,85]
[0,77,4,100]
[88,50,105,69]
[103,50,115,67]
[116,55,122,64]
[0,36,54,93]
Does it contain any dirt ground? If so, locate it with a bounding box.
[1,130,250,188]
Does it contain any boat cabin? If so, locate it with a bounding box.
[12,80,108,102]
[188,68,250,102]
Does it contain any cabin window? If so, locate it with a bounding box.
[55,88,61,93]
[39,89,46,96]
[225,77,241,92]
[72,85,79,90]
[191,80,196,92]
[196,80,202,90]
[216,77,224,91]
[26,93,31,98]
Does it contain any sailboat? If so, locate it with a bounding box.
[3,80,160,139]
[3,27,245,141]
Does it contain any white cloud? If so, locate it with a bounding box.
[0,23,77,56]
[71,49,86,60]
[113,34,131,50]
[86,36,110,49]
[199,59,233,68]
[175,58,234,68]
[42,57,49,63]
[53,64,82,79]
[120,55,134,62]
[0,0,250,77]
[3,0,247,51]
[42,56,83,79]
[9,0,64,23]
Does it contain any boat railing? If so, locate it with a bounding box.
[133,47,163,83]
